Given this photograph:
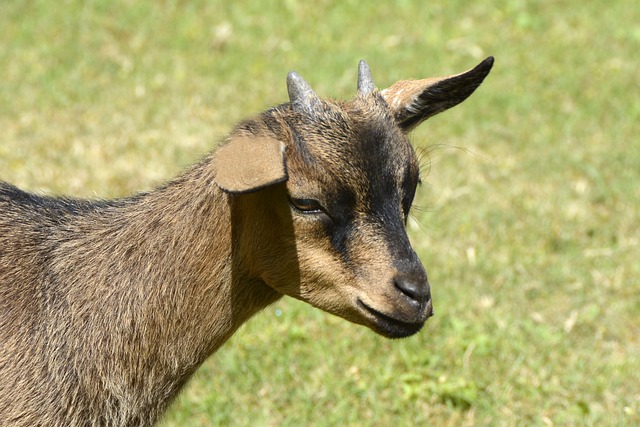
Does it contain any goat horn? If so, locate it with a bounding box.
[287,71,321,115]
[357,60,376,95]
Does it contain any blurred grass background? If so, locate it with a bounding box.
[1,0,638,425]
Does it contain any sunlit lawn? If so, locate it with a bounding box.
[1,1,638,425]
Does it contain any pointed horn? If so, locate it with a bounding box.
[287,71,321,115]
[357,60,376,95]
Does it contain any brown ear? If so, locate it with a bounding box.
[213,136,288,194]
[381,56,494,132]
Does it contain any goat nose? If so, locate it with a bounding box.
[394,273,430,305]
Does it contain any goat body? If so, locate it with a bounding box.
[0,57,493,426]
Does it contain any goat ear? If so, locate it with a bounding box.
[381,56,494,132]
[213,136,288,194]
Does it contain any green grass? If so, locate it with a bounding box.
[1,0,639,425]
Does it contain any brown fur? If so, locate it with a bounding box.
[0,57,493,426]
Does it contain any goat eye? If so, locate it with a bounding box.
[289,197,324,214]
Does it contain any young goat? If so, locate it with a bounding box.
[0,57,493,426]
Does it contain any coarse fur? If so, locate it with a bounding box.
[0,57,493,426]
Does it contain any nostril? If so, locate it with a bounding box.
[394,275,430,304]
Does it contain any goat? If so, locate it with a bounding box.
[0,57,493,426]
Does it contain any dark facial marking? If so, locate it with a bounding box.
[323,187,357,264]
[356,121,414,223]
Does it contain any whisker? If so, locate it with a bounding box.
[408,211,430,234]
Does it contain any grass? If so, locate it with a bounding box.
[1,0,639,425]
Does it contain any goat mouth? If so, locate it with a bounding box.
[356,299,426,339]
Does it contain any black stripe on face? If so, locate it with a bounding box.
[322,187,358,264]
[364,149,417,227]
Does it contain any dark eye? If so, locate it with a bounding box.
[289,197,324,214]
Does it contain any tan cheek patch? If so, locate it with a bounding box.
[300,223,394,295]
[348,230,395,283]
[295,244,362,316]
[213,136,288,194]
